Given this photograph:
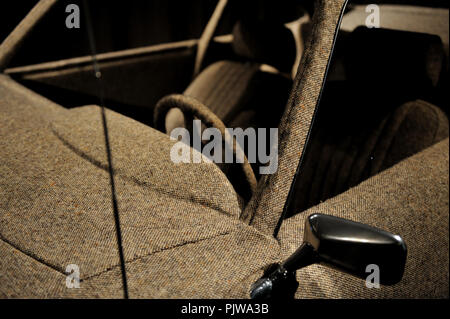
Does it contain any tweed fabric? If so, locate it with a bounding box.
[1,72,447,297]
[0,72,279,298]
[289,99,449,213]
[1,0,448,299]
[164,60,291,133]
[0,74,245,296]
[242,0,349,233]
[154,94,258,199]
[186,61,261,122]
[159,61,291,198]
[280,138,449,298]
[163,61,259,134]
[1,73,448,298]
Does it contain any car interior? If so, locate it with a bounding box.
[0,0,448,299]
[5,0,448,210]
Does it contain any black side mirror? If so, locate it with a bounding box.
[251,214,407,299]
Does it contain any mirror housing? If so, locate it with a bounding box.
[302,214,407,285]
[251,214,407,299]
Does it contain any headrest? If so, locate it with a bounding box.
[232,19,296,73]
[344,26,445,100]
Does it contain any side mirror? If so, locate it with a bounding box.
[251,214,407,299]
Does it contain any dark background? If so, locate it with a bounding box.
[1,0,227,67]
[1,0,449,67]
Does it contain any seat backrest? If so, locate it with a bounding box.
[231,18,296,74]
[163,9,297,133]
[286,27,449,216]
[343,26,446,105]
[160,13,298,200]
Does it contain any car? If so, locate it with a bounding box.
[0,0,448,299]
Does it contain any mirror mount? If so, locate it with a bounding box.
[251,214,407,299]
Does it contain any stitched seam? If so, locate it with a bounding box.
[0,228,234,282]
[0,233,66,276]
[81,230,234,282]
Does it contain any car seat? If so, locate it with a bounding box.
[1,0,448,299]
[157,12,297,200]
[157,24,449,211]
[287,26,449,215]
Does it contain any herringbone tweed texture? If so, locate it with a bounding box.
[0,0,448,298]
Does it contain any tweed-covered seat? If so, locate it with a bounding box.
[160,14,296,199]
[1,72,448,298]
[288,27,449,213]
[164,15,296,137]
[0,0,448,299]
[160,24,449,213]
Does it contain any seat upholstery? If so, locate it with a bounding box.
[281,137,449,299]
[0,74,244,297]
[287,27,449,214]
[1,73,448,298]
[164,15,296,135]
[162,61,292,198]
[289,97,449,215]
[231,18,297,75]
[165,25,449,213]
[1,0,448,299]
[186,61,291,130]
[162,16,295,195]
